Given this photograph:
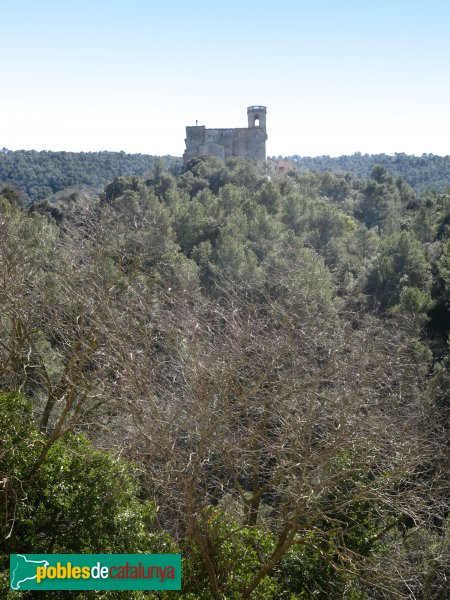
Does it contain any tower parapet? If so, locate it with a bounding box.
[247,106,267,131]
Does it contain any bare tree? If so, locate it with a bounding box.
[118,283,448,598]
[1,196,447,597]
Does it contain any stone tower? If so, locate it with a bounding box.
[183,106,268,164]
[247,105,267,131]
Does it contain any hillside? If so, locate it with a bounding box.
[1,156,449,598]
[0,148,182,201]
[2,149,450,203]
[286,152,450,193]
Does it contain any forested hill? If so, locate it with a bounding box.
[286,152,450,193]
[0,148,182,201]
[1,156,449,598]
[2,148,450,203]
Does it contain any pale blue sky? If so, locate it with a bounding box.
[1,0,449,156]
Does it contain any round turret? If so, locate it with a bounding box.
[247,106,267,131]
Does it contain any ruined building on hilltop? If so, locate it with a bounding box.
[183,106,267,164]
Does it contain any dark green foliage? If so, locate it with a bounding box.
[1,155,448,599]
[0,186,22,205]
[0,392,173,598]
[3,149,450,204]
[182,509,280,599]
[287,152,450,193]
[365,230,431,310]
[182,506,371,599]
[103,175,143,203]
[0,150,181,202]
[354,165,402,230]
[0,393,165,555]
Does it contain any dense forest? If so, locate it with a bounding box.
[2,148,450,203]
[0,149,182,201]
[1,156,449,599]
[286,153,450,195]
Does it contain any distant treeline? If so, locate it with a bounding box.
[2,148,450,202]
[0,148,182,201]
[284,152,450,194]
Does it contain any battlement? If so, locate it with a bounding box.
[184,106,268,164]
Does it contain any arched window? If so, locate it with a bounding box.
[254,116,260,127]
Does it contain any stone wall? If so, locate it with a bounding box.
[183,107,267,164]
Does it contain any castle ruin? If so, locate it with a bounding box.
[183,106,267,164]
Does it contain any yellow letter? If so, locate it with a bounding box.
[81,566,90,579]
[36,566,46,584]
[72,566,81,579]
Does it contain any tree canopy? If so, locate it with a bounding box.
[0,157,448,599]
